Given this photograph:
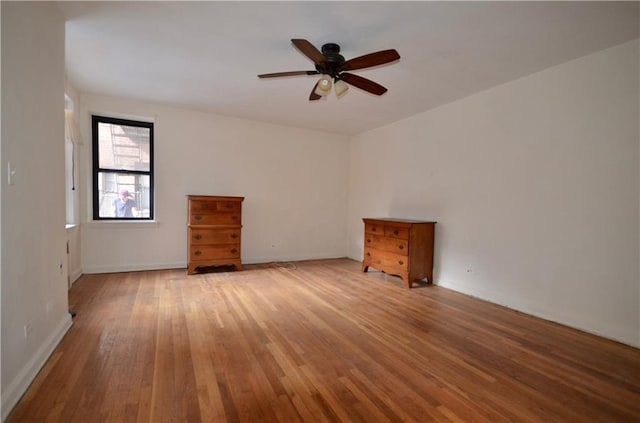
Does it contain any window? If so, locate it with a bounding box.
[92,115,154,220]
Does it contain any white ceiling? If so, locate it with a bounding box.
[58,1,639,136]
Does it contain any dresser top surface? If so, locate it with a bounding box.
[363,217,437,224]
[188,195,244,202]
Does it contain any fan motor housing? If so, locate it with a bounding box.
[316,43,345,77]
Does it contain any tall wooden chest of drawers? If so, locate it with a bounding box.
[362,218,436,288]
[187,195,244,275]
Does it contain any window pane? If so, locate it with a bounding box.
[97,172,151,218]
[97,122,150,171]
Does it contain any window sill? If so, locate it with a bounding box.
[84,220,160,229]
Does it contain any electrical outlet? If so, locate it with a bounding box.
[7,162,16,185]
[24,322,33,338]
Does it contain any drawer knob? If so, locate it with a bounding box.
[366,238,371,243]
[232,215,238,220]
[398,245,404,250]
[366,252,371,257]
[195,250,202,256]
[194,234,202,240]
[398,260,404,265]
[393,230,399,235]
[231,248,238,254]
[231,233,238,239]
[372,227,377,232]
[194,215,202,221]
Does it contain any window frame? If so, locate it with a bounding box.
[91,115,155,221]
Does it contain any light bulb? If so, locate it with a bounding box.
[314,76,332,96]
[334,79,349,97]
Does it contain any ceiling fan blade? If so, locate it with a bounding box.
[258,70,319,78]
[309,82,321,101]
[291,39,326,64]
[339,73,388,95]
[340,49,400,71]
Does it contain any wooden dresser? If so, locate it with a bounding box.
[187,195,244,275]
[362,218,436,288]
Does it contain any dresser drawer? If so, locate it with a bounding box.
[190,244,240,261]
[190,228,240,245]
[190,212,241,226]
[365,234,408,255]
[364,248,409,271]
[364,222,384,235]
[384,225,409,240]
[190,200,241,214]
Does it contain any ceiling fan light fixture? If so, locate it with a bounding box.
[334,79,349,98]
[260,39,400,101]
[314,76,332,96]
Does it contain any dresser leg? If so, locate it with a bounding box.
[402,273,413,289]
[362,263,369,273]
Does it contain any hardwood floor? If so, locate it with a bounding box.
[7,258,640,422]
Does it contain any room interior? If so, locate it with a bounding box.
[1,1,639,421]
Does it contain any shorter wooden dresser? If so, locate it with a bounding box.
[187,195,244,275]
[362,218,436,288]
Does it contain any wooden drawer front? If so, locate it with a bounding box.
[190,244,240,261]
[365,234,408,255]
[384,225,409,239]
[190,212,241,225]
[364,249,409,271]
[364,222,384,235]
[190,228,240,245]
[190,200,240,214]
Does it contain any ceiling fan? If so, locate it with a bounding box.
[258,39,400,101]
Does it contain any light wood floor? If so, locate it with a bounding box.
[7,258,640,422]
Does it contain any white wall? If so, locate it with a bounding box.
[65,79,82,286]
[66,225,81,286]
[78,95,350,273]
[348,40,640,347]
[1,2,72,419]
